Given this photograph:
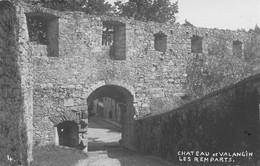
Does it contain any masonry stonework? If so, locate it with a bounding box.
[136,74,260,164]
[0,1,33,165]
[22,4,253,149]
[0,1,257,164]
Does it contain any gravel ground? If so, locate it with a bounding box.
[32,145,178,166]
[32,117,177,166]
[31,117,259,166]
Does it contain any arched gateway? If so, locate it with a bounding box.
[87,83,137,151]
[49,82,137,152]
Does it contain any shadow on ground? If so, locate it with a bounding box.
[87,116,122,152]
[88,137,120,151]
[31,117,177,166]
[31,115,260,166]
[74,145,177,166]
[31,143,260,166]
[31,145,87,166]
[31,143,177,166]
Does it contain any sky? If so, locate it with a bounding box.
[106,0,260,31]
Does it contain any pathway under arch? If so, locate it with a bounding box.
[87,84,137,151]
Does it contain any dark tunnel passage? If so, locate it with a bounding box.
[87,85,136,151]
[57,121,79,148]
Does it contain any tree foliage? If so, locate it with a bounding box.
[114,0,178,23]
[83,0,115,15]
[26,0,179,23]
[248,24,260,35]
[254,25,260,34]
[27,0,114,15]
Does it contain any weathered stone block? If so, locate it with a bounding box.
[142,103,149,108]
[152,92,165,98]
[91,46,102,53]
[64,98,74,106]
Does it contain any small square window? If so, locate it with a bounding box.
[154,32,167,52]
[191,35,203,53]
[26,13,59,57]
[27,15,49,45]
[102,24,114,46]
[233,40,243,57]
[102,21,126,60]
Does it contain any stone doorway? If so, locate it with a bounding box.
[87,84,137,151]
[57,121,79,147]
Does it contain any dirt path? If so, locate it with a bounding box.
[87,116,122,151]
[81,117,177,166]
[32,145,178,166]
[32,117,177,166]
[75,147,177,166]
[32,118,259,166]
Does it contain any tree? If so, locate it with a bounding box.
[26,0,114,15]
[27,0,85,11]
[26,0,178,22]
[248,24,260,34]
[82,0,115,15]
[115,0,178,23]
[254,24,260,34]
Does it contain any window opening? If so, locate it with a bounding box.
[233,40,243,57]
[102,21,126,60]
[191,35,203,53]
[154,32,167,52]
[26,13,59,57]
[27,15,48,45]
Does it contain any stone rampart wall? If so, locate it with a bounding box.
[0,1,33,165]
[18,4,253,146]
[135,74,260,164]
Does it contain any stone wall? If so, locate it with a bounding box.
[135,74,260,165]
[17,2,34,165]
[0,1,257,164]
[0,1,33,165]
[18,4,253,147]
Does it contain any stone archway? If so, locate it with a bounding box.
[87,82,137,151]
